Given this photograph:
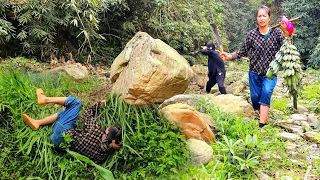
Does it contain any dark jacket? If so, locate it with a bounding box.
[201,49,226,73]
[233,27,284,75]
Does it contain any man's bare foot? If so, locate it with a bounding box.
[36,88,46,105]
[22,114,40,130]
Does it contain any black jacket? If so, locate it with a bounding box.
[201,49,225,73]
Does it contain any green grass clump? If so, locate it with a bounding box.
[0,70,102,179]
[271,97,290,115]
[0,69,190,179]
[98,95,190,179]
[300,80,320,113]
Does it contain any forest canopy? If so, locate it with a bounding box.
[0,0,319,68]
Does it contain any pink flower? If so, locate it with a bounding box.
[286,22,294,35]
[280,16,294,35]
[281,16,289,24]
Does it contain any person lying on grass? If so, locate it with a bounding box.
[22,88,122,163]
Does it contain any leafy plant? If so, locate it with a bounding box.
[300,79,320,113]
[0,0,126,60]
[308,36,320,69]
[282,0,320,66]
[148,0,225,63]
[0,67,102,179]
[98,94,190,179]
[67,149,114,180]
[271,97,290,114]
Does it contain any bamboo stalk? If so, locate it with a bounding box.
[272,17,302,29]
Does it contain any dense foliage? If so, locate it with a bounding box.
[1,0,319,69]
[0,0,127,60]
[282,0,320,68]
[0,0,224,65]
[220,0,253,52]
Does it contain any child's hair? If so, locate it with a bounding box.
[206,42,216,50]
[107,125,122,145]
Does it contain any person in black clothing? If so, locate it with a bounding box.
[201,42,227,94]
[22,88,122,163]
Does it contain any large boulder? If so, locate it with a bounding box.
[161,103,215,144]
[207,94,255,118]
[159,94,213,109]
[110,32,193,105]
[44,63,88,80]
[191,65,208,88]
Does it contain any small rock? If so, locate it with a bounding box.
[278,119,295,124]
[309,155,320,161]
[280,176,293,180]
[290,159,304,166]
[289,152,305,160]
[297,105,309,114]
[285,142,297,151]
[256,172,272,180]
[308,114,320,123]
[290,114,308,121]
[292,120,301,126]
[300,121,312,131]
[277,132,301,141]
[289,125,304,135]
[304,132,320,143]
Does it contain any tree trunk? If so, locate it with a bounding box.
[293,94,298,112]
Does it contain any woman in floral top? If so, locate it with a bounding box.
[222,5,284,129]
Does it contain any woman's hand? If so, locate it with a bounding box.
[111,140,122,150]
[201,46,208,50]
[220,52,233,60]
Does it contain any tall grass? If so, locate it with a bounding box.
[0,69,101,179]
[98,94,190,179]
[0,69,190,179]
